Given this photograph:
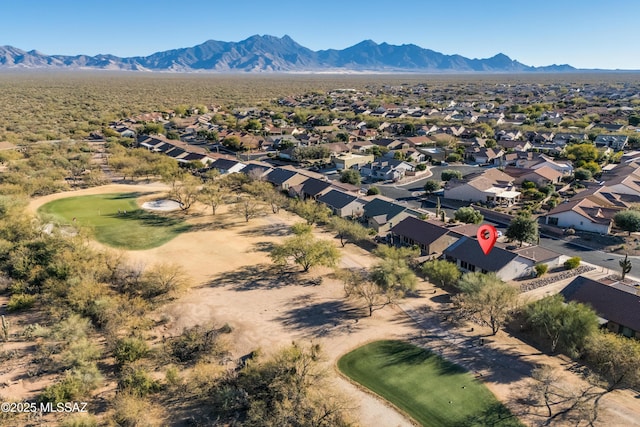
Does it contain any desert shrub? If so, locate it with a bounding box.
[164,365,182,388]
[366,186,380,195]
[169,325,229,364]
[118,366,161,397]
[22,323,50,339]
[564,257,581,269]
[7,294,36,311]
[534,264,548,276]
[61,337,102,368]
[61,414,98,427]
[112,393,167,427]
[113,336,149,365]
[52,314,92,342]
[39,364,103,404]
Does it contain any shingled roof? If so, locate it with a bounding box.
[390,217,450,247]
[444,236,518,272]
[561,276,640,332]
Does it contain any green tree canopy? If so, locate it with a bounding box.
[421,259,461,288]
[222,136,245,151]
[573,168,593,181]
[454,206,484,224]
[585,330,640,392]
[565,143,600,163]
[340,169,361,186]
[423,180,441,194]
[505,214,538,247]
[524,294,599,356]
[290,199,331,225]
[613,209,640,235]
[454,272,519,335]
[441,170,462,181]
[327,217,370,247]
[270,234,340,272]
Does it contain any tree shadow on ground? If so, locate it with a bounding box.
[238,223,291,237]
[276,299,362,338]
[431,294,452,304]
[249,241,277,253]
[411,311,537,386]
[186,220,241,233]
[205,264,319,291]
[456,401,522,427]
[109,209,188,230]
[107,192,157,200]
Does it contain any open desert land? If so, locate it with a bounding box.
[21,182,640,427]
[26,182,417,426]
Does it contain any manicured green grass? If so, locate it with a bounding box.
[38,193,190,250]
[338,340,522,427]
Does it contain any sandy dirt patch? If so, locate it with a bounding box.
[26,183,417,426]
[141,199,181,212]
[23,183,639,426]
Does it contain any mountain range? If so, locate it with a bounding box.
[0,34,576,73]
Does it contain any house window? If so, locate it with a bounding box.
[481,269,488,274]
[548,217,558,226]
[621,326,634,338]
[468,265,476,272]
[461,261,468,269]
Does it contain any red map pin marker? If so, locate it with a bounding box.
[477,224,498,255]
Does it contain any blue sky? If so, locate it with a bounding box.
[1,0,639,69]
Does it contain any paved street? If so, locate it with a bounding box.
[377,165,640,278]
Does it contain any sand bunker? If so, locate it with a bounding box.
[141,199,181,211]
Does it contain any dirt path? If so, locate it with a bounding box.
[399,287,640,426]
[27,183,417,426]
[25,183,639,426]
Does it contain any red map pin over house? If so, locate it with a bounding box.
[477,224,498,255]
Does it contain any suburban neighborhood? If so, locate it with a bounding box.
[3,74,640,426]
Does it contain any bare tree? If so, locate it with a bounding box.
[232,195,264,222]
[170,174,200,212]
[523,364,603,426]
[198,181,227,215]
[338,268,394,317]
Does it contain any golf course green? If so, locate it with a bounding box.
[38,193,190,250]
[338,340,521,427]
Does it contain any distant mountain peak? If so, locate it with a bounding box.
[0,34,577,73]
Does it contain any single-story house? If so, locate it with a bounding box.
[561,276,640,339]
[241,162,273,180]
[595,134,628,151]
[317,190,365,217]
[361,159,415,182]
[545,197,621,234]
[444,168,521,206]
[390,217,458,255]
[208,158,246,174]
[288,177,332,200]
[362,197,411,234]
[507,165,563,186]
[443,236,562,281]
[265,167,308,191]
[332,153,375,170]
